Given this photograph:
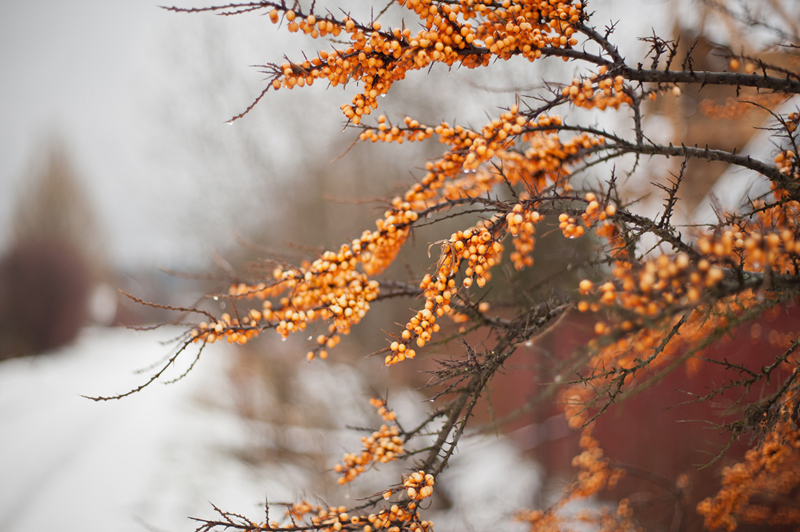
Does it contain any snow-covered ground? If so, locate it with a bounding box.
[0,327,289,532]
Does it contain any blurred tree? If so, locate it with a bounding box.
[0,140,105,358]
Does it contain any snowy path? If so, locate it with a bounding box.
[0,327,289,532]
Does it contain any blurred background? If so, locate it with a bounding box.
[2,1,799,531]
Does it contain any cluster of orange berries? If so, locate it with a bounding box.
[393,109,602,219]
[403,471,435,500]
[787,111,800,132]
[697,223,800,275]
[359,201,419,276]
[269,9,341,38]
[369,397,397,422]
[387,222,503,364]
[557,191,617,242]
[517,427,630,532]
[190,312,259,345]
[244,259,378,335]
[578,252,728,321]
[402,0,583,63]
[396,114,604,224]
[394,126,494,210]
[462,0,583,61]
[698,398,800,531]
[285,501,432,532]
[267,10,406,124]
[581,192,617,224]
[263,0,584,124]
[558,213,585,239]
[398,106,542,207]
[387,274,442,364]
[335,421,404,484]
[571,428,626,497]
[459,225,504,289]
[556,191,615,241]
[370,503,434,532]
[519,127,606,188]
[775,148,798,180]
[465,106,530,167]
[406,105,526,185]
[332,399,402,484]
[194,240,387,355]
[562,66,632,111]
[362,112,600,225]
[507,202,542,270]
[358,116,435,144]
[289,503,368,532]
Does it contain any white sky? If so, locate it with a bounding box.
[0,0,310,269]
[1,1,174,267]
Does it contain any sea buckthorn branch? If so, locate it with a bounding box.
[85,335,207,401]
[679,334,800,420]
[335,398,404,484]
[574,22,625,66]
[396,407,448,442]
[382,221,504,366]
[564,313,691,428]
[199,261,381,351]
[562,190,800,426]
[193,498,434,532]
[356,115,435,144]
[126,3,800,531]
[574,15,800,91]
[618,142,798,195]
[374,279,423,301]
[618,65,800,94]
[166,0,591,125]
[119,289,220,323]
[516,426,634,532]
[697,393,800,532]
[515,118,800,197]
[612,206,699,260]
[185,196,425,357]
[700,367,800,463]
[563,286,798,435]
[518,121,626,145]
[413,301,569,475]
[190,113,607,364]
[382,196,562,366]
[621,296,797,405]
